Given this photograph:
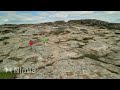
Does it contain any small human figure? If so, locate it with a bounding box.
[29,40,34,50]
[42,37,47,46]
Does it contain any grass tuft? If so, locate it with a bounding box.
[0,72,17,79]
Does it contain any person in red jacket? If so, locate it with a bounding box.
[29,40,34,50]
[29,40,34,46]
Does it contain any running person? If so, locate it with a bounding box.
[29,40,34,50]
[42,37,47,46]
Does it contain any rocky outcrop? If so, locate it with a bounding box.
[0,19,120,79]
[67,19,120,30]
[53,21,67,26]
[68,19,109,26]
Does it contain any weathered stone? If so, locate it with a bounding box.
[1,19,120,79]
[115,30,120,34]
[107,51,120,60]
[67,41,80,48]
[0,56,6,61]
[1,58,19,71]
[83,36,93,40]
[83,41,111,57]
[8,57,22,61]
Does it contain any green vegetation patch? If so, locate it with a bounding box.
[0,72,17,79]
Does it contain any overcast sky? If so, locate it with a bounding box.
[0,11,120,24]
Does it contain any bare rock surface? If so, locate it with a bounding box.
[0,19,120,79]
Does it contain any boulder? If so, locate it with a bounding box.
[83,41,111,57]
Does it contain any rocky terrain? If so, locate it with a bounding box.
[0,19,120,79]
